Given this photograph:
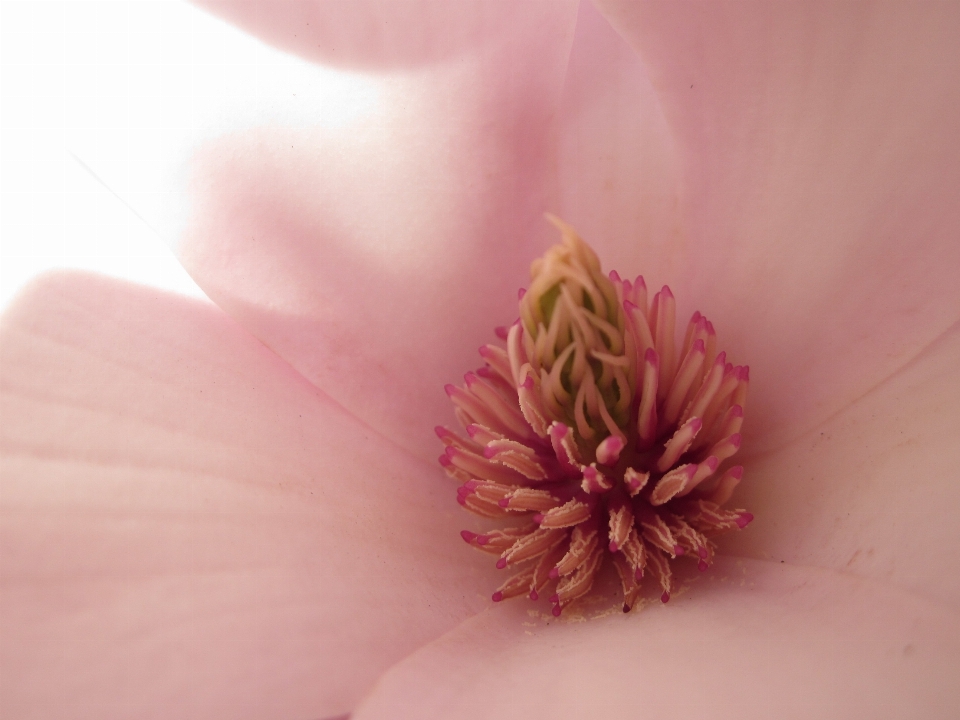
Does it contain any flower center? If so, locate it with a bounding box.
[438,217,753,616]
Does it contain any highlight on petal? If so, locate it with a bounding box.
[196,0,572,69]
[353,559,960,720]
[173,1,580,463]
[438,223,751,615]
[0,273,497,719]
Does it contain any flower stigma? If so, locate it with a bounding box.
[437,217,752,616]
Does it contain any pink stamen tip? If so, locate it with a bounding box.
[698,546,708,559]
[645,347,658,363]
[736,512,755,529]
[434,426,448,438]
[483,446,497,459]
[729,466,744,479]
[476,535,489,546]
[623,299,637,312]
[456,495,466,506]
[743,366,751,380]
[634,569,644,582]
[549,593,559,604]
[690,418,703,432]
[692,338,705,352]
[496,558,508,570]
[492,591,503,602]
[518,288,526,300]
[660,285,674,299]
[476,367,495,379]
[609,270,622,282]
[445,446,456,457]
[608,541,619,553]
[498,498,511,508]
[552,604,563,617]
[465,480,480,490]
[730,433,742,448]
[495,326,509,340]
[460,530,477,543]
[456,486,471,497]
[674,545,685,556]
[529,590,539,601]
[463,372,477,386]
[552,423,568,438]
[466,425,479,438]
[533,513,545,524]
[635,275,647,290]
[704,456,719,472]
[706,320,715,334]
[730,405,744,418]
[661,591,671,603]
[444,384,457,396]
[439,454,451,467]
[520,376,535,389]
[622,604,631,613]
[548,568,559,579]
[690,310,702,323]
[698,560,709,572]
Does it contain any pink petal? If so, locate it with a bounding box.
[174,2,579,460]
[554,0,681,282]
[594,1,960,452]
[727,319,960,608]
[0,273,498,719]
[353,558,960,719]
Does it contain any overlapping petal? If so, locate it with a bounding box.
[0,273,498,719]
[353,558,960,719]
[173,0,579,462]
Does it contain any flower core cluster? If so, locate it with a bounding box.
[437,219,752,615]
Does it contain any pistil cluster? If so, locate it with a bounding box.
[437,219,752,615]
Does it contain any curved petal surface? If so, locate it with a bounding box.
[0,273,498,719]
[727,318,960,608]
[173,1,579,461]
[595,0,960,451]
[353,558,960,719]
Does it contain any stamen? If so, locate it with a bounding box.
[636,348,660,448]
[581,465,613,494]
[624,467,650,497]
[662,338,706,427]
[538,498,593,529]
[707,465,744,505]
[656,417,703,472]
[650,464,698,506]
[442,220,753,615]
[596,434,625,466]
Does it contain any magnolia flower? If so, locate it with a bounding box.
[2,2,959,719]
